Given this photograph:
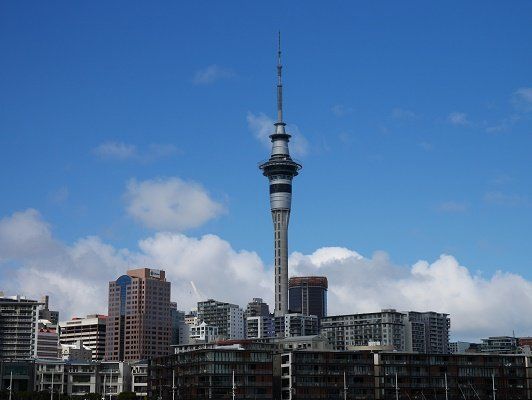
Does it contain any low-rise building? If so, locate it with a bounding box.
[189,322,219,343]
[481,336,518,354]
[149,340,274,399]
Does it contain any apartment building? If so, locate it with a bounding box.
[197,299,244,340]
[0,295,41,359]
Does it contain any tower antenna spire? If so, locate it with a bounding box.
[276,31,285,131]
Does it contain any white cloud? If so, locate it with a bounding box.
[514,87,532,110]
[192,65,235,85]
[436,201,469,213]
[125,177,225,231]
[0,209,269,320]
[484,191,529,207]
[447,112,469,126]
[331,105,353,117]
[94,142,180,162]
[289,248,532,340]
[94,141,136,160]
[3,210,532,340]
[391,108,418,120]
[247,112,309,157]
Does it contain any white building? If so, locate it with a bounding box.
[0,294,41,359]
[197,299,245,340]
[275,314,318,338]
[131,361,148,397]
[190,322,219,343]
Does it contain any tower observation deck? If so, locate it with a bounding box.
[259,34,302,317]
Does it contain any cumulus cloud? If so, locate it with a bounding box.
[247,112,309,157]
[94,141,180,162]
[0,209,269,320]
[447,112,469,126]
[2,210,532,340]
[289,247,532,340]
[192,65,235,85]
[125,177,225,231]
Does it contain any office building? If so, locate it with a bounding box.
[36,325,59,359]
[0,294,41,359]
[288,276,328,319]
[197,299,244,340]
[275,313,318,338]
[38,295,59,326]
[246,315,275,339]
[481,336,518,354]
[59,314,107,360]
[258,35,302,317]
[105,268,171,361]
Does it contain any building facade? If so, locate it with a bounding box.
[246,316,275,339]
[320,309,407,351]
[405,311,450,354]
[481,336,519,354]
[0,295,41,359]
[244,298,271,319]
[275,314,319,339]
[59,314,107,360]
[149,340,274,400]
[288,276,328,319]
[197,299,244,340]
[105,268,171,361]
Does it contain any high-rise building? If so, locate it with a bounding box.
[38,295,59,326]
[59,314,107,360]
[320,309,407,351]
[405,311,450,354]
[0,294,41,359]
[288,276,328,319]
[244,298,270,319]
[197,299,244,340]
[259,35,302,317]
[105,268,171,361]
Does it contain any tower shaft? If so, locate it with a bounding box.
[272,209,290,316]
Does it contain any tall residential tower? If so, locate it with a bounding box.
[259,34,302,317]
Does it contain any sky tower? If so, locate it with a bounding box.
[259,34,302,317]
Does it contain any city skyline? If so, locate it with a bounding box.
[1,1,532,342]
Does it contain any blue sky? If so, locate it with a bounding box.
[1,2,532,338]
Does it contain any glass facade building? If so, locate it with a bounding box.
[288,276,328,319]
